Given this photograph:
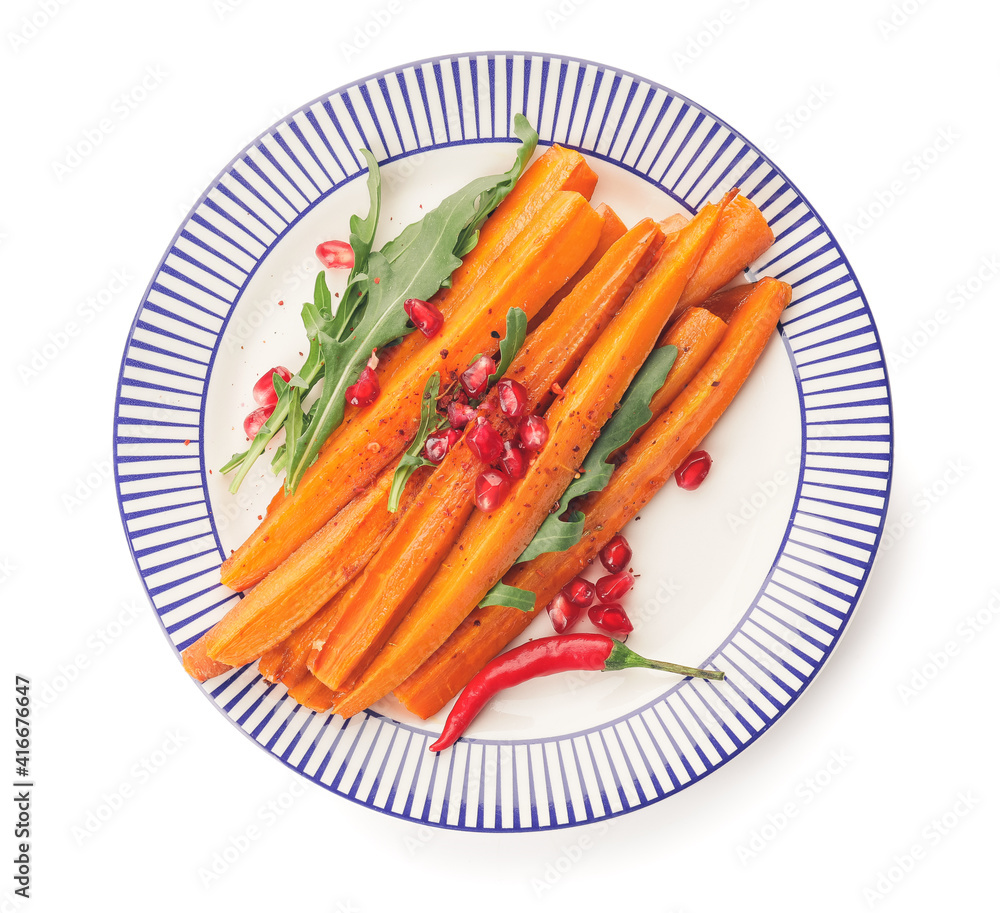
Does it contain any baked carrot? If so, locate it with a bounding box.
[328,192,734,718]
[648,306,728,419]
[220,191,603,591]
[181,636,232,683]
[308,218,664,692]
[201,464,427,670]
[676,194,772,312]
[395,276,792,718]
[286,675,337,713]
[528,202,627,331]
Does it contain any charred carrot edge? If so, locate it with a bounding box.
[308,218,665,691]
[528,202,626,331]
[327,192,734,718]
[395,276,792,718]
[676,194,773,312]
[261,146,597,519]
[219,191,603,592]
[201,465,426,669]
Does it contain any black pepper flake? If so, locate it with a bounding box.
[473,620,481,627]
[490,330,500,339]
[440,349,449,359]
[711,381,720,386]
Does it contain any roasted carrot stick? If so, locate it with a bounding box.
[200,464,426,670]
[308,218,665,692]
[328,192,733,718]
[676,194,772,311]
[528,202,627,331]
[648,306,728,419]
[395,276,791,718]
[286,675,337,713]
[181,636,232,683]
[220,191,603,591]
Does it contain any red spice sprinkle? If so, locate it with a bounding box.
[183,439,190,446]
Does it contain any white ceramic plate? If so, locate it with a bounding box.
[114,52,892,831]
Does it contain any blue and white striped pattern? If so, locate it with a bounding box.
[114,52,892,831]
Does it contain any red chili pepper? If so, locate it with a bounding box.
[428,634,724,752]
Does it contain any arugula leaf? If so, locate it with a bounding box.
[486,307,528,389]
[478,345,679,609]
[479,581,537,613]
[333,149,381,333]
[452,114,537,263]
[282,122,539,493]
[387,373,446,512]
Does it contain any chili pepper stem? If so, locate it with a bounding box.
[604,639,725,681]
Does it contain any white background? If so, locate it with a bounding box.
[2,0,996,910]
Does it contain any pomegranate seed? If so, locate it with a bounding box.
[562,576,595,608]
[447,400,477,429]
[675,449,712,490]
[475,469,511,512]
[424,428,461,464]
[596,570,634,602]
[499,440,527,480]
[345,365,380,407]
[546,591,582,634]
[589,603,633,636]
[467,418,504,465]
[460,355,494,399]
[497,379,529,418]
[599,534,632,574]
[315,239,354,269]
[518,414,549,451]
[243,404,274,439]
[403,297,444,337]
[252,366,292,408]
